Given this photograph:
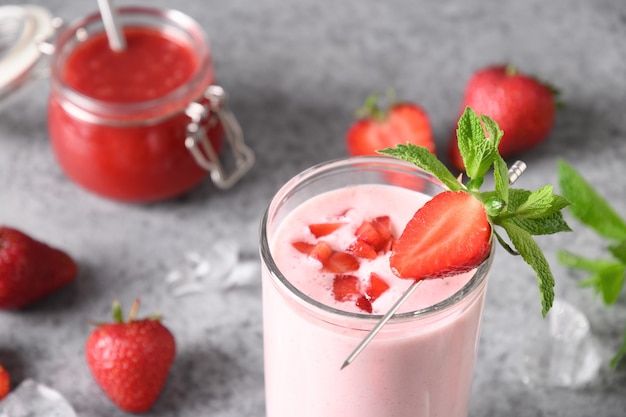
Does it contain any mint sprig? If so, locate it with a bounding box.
[557,159,626,368]
[380,106,571,317]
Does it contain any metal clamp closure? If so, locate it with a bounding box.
[185,85,254,189]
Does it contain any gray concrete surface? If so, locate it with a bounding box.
[1,0,625,416]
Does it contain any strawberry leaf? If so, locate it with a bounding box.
[499,219,555,317]
[379,144,463,192]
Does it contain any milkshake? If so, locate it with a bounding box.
[260,156,493,417]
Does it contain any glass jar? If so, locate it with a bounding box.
[46,7,253,202]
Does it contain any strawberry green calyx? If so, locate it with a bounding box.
[112,300,124,323]
[109,299,161,324]
[380,106,572,317]
[354,89,398,122]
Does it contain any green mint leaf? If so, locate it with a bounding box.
[456,107,498,186]
[500,220,555,316]
[596,263,625,305]
[610,327,626,369]
[494,230,519,255]
[481,114,504,149]
[507,213,572,235]
[379,144,463,192]
[608,240,626,264]
[579,264,626,305]
[557,250,617,272]
[466,176,484,191]
[506,188,536,213]
[514,185,570,219]
[493,188,571,235]
[557,251,624,305]
[493,155,510,204]
[558,159,626,240]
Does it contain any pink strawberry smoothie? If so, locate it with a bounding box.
[262,181,491,417]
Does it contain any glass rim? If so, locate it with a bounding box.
[260,155,495,323]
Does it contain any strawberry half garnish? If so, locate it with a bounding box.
[390,191,491,280]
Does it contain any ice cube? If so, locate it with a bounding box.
[0,379,77,417]
[221,259,261,290]
[204,240,239,280]
[519,299,603,388]
[165,239,258,296]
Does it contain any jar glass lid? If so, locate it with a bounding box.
[0,5,55,100]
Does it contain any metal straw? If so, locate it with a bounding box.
[97,0,126,51]
[340,160,528,369]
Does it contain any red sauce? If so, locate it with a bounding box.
[63,27,197,102]
[48,26,221,202]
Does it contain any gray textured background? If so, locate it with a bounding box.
[1,0,625,416]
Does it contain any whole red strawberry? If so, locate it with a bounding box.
[448,65,558,171]
[86,299,176,413]
[0,364,9,400]
[0,226,78,309]
[347,92,436,156]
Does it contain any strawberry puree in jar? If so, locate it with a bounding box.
[260,156,493,417]
[47,8,240,202]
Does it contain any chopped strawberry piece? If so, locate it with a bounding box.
[372,218,391,241]
[309,241,333,264]
[355,295,373,313]
[365,272,390,302]
[390,191,491,281]
[332,274,360,301]
[354,220,384,251]
[347,239,378,260]
[354,217,394,252]
[372,216,393,253]
[308,222,345,238]
[292,241,314,254]
[324,251,360,273]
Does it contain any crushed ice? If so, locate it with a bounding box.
[165,239,260,297]
[0,379,76,417]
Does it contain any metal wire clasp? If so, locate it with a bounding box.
[185,85,254,189]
